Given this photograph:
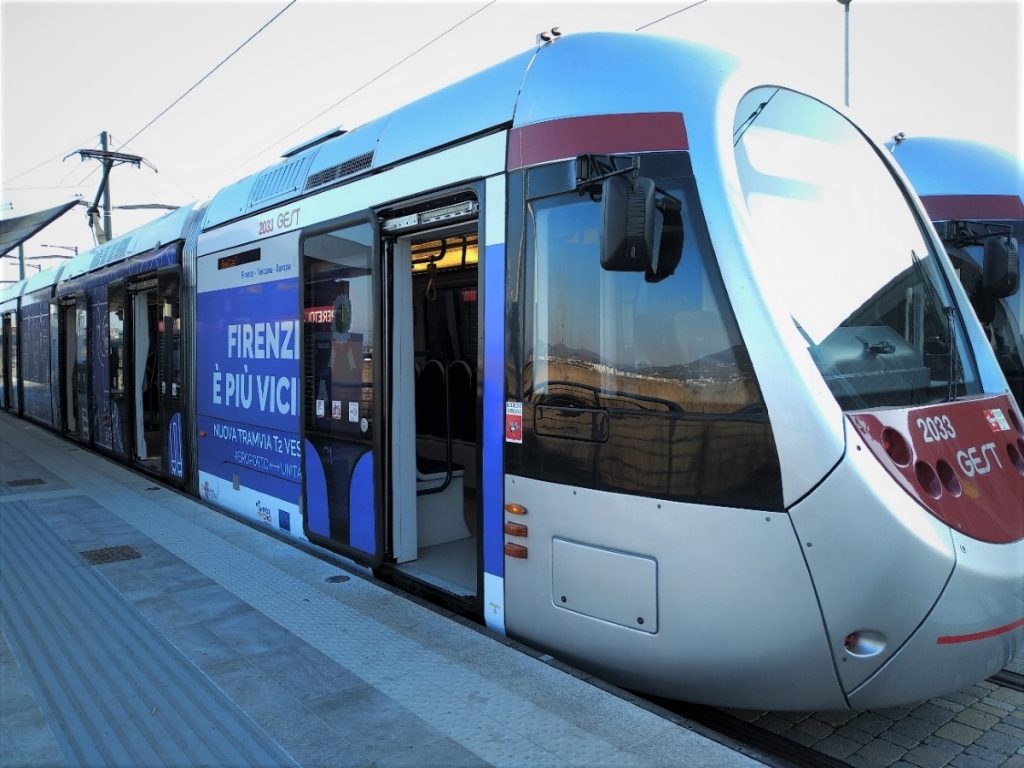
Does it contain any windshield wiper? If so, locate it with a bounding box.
[733,88,781,147]
[911,250,963,402]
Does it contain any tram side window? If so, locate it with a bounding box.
[526,189,760,415]
[303,223,375,440]
[518,171,781,509]
[109,306,125,394]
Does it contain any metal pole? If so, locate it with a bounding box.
[101,131,113,241]
[844,2,850,106]
[17,244,25,280]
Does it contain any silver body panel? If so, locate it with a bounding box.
[504,475,846,711]
[848,528,1024,709]
[788,420,957,694]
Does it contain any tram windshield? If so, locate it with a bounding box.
[733,87,982,410]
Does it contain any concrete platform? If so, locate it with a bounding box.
[0,411,763,768]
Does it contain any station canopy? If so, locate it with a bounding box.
[0,200,81,257]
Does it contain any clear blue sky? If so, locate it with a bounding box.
[1,0,1020,282]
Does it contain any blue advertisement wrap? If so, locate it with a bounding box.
[197,277,302,516]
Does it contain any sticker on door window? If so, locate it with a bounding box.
[506,401,523,444]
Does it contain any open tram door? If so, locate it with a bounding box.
[380,196,482,606]
[127,271,183,480]
[58,294,89,442]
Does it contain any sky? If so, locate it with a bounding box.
[1,0,1020,283]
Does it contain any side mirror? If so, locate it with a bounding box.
[983,236,1019,300]
[600,175,656,272]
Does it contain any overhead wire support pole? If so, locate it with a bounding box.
[837,0,852,107]
[64,132,157,244]
[101,131,113,242]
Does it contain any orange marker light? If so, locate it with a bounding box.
[504,543,528,558]
[505,503,527,515]
[504,522,528,537]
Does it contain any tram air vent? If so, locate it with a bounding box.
[248,154,314,209]
[305,151,374,192]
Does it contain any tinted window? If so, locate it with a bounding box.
[513,158,782,510]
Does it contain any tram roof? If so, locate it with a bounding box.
[888,136,1024,200]
[0,279,24,306]
[21,264,67,297]
[60,203,198,283]
[202,32,741,231]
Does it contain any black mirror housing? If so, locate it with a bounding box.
[600,175,655,271]
[983,236,1019,299]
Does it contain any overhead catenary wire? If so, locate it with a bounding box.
[234,0,497,174]
[635,0,709,31]
[118,0,298,153]
[3,133,99,185]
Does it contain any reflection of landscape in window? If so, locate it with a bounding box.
[519,161,780,508]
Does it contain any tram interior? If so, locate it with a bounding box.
[394,231,480,597]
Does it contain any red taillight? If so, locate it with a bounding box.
[915,460,942,499]
[881,427,911,466]
[936,460,962,497]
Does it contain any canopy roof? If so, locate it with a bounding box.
[0,200,81,257]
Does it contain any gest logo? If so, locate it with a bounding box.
[956,442,1003,477]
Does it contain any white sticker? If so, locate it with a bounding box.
[360,417,369,433]
[332,400,342,420]
[349,402,360,422]
[316,400,325,418]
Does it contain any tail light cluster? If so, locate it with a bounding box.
[879,409,1024,504]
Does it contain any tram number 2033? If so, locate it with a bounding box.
[917,415,957,443]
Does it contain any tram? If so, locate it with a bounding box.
[888,135,1023,407]
[2,32,1022,710]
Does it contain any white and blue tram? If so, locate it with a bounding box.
[2,32,1022,710]
[889,135,1023,408]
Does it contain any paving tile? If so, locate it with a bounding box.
[966,743,1014,763]
[376,736,493,768]
[915,703,959,726]
[204,657,303,714]
[893,716,944,741]
[162,621,240,669]
[247,698,369,768]
[902,743,957,768]
[850,711,898,736]
[999,756,1024,768]
[170,582,251,623]
[814,733,861,760]
[958,708,1002,730]
[884,729,925,750]
[203,606,296,656]
[982,697,1019,713]
[816,709,859,727]
[305,686,441,765]
[753,714,793,734]
[132,594,196,630]
[792,717,834,740]
[247,645,365,702]
[938,721,985,746]
[854,737,908,767]
[951,754,1004,768]
[973,729,1024,755]
[991,722,1024,740]
[783,728,821,747]
[836,724,875,745]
